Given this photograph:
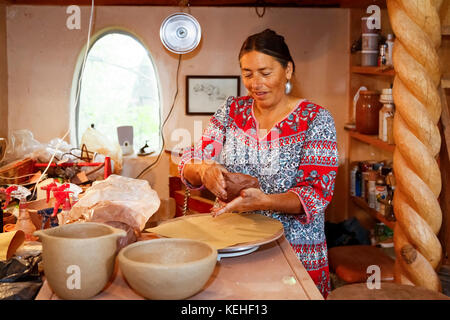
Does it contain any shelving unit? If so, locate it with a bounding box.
[351,196,395,230]
[346,5,396,230]
[347,130,395,153]
[351,66,395,76]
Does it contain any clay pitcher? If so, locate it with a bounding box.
[34,222,126,300]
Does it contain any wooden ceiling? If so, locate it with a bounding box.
[6,0,386,8]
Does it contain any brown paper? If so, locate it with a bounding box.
[146,212,283,249]
[0,230,25,260]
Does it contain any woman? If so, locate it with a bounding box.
[179,29,338,298]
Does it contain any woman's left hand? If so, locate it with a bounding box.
[210,188,270,217]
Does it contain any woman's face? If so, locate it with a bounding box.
[240,50,293,109]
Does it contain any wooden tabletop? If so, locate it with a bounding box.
[328,282,450,300]
[35,235,323,300]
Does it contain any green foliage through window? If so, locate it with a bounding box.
[77,32,161,152]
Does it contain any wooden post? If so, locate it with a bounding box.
[387,0,444,291]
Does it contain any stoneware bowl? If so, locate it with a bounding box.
[34,222,126,300]
[118,238,217,299]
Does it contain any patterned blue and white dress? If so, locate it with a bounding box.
[179,96,339,298]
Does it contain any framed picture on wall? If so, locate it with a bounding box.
[186,75,241,115]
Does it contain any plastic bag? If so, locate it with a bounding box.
[0,130,74,166]
[28,138,73,163]
[70,174,160,231]
[0,130,44,166]
[0,254,42,300]
[81,127,123,174]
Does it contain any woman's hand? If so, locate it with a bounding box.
[210,188,270,217]
[198,160,228,200]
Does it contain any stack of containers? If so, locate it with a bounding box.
[361,16,380,66]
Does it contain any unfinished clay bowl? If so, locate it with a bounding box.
[118,238,217,300]
[34,222,126,300]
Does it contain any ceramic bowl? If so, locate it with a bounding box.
[118,238,217,300]
[34,222,126,300]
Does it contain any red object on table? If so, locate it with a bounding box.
[40,181,58,203]
[52,190,72,217]
[33,156,112,180]
[1,186,18,209]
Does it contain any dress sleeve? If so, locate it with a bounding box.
[288,108,339,224]
[178,97,231,190]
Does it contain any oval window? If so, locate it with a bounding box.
[75,31,160,153]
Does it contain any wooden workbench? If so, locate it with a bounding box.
[35,235,323,300]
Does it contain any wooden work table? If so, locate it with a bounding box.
[35,235,323,300]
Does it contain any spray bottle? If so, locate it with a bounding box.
[67,184,82,206]
[3,185,36,241]
[53,190,72,226]
[40,180,58,203]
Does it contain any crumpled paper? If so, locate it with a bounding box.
[70,175,160,231]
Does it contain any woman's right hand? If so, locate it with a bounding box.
[198,160,228,200]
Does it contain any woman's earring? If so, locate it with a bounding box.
[285,80,292,95]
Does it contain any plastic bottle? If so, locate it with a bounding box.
[350,163,358,196]
[385,34,394,67]
[58,195,72,226]
[379,88,395,142]
[368,171,377,208]
[379,103,394,142]
[378,44,387,66]
[355,163,362,197]
[375,175,388,214]
[53,190,72,225]
[4,185,37,241]
[15,200,37,241]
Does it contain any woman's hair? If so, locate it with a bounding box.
[239,29,295,72]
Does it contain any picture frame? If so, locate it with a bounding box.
[186,75,241,115]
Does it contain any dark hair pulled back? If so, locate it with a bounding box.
[239,29,295,72]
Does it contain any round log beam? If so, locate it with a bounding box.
[387,0,444,291]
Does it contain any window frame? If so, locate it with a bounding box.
[69,27,162,152]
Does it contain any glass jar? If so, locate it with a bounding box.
[356,90,382,135]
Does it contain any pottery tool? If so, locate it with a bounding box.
[146,212,284,250]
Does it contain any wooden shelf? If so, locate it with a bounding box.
[351,196,396,230]
[351,66,395,76]
[348,130,395,153]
